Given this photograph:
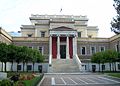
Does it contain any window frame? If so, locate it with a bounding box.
[38,46,44,55]
[27,34,32,37]
[115,44,119,52]
[27,65,32,71]
[99,46,105,52]
[102,64,105,70]
[118,64,120,70]
[90,46,96,55]
[28,46,33,49]
[81,46,87,55]
[78,32,81,37]
[40,31,45,37]
[17,65,21,71]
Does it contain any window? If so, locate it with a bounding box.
[118,64,120,70]
[90,46,96,54]
[85,65,87,70]
[99,46,105,52]
[27,65,32,71]
[115,44,119,52]
[81,47,86,55]
[102,65,105,70]
[38,65,42,73]
[92,65,96,72]
[38,46,43,54]
[27,34,32,37]
[78,32,81,37]
[17,65,21,70]
[88,35,92,38]
[29,46,33,49]
[41,31,45,37]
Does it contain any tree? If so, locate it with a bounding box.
[0,43,7,71]
[0,43,9,72]
[7,44,17,72]
[0,42,45,72]
[91,50,119,72]
[111,0,120,34]
[91,52,102,72]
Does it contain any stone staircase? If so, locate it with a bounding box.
[50,59,80,73]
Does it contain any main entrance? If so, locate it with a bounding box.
[60,45,66,59]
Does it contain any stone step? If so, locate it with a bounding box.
[51,59,80,73]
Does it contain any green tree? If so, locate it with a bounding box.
[0,43,9,72]
[7,44,17,72]
[91,52,101,72]
[0,43,44,72]
[91,50,119,72]
[105,50,119,71]
[111,0,120,34]
[0,43,7,71]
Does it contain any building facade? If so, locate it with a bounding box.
[0,15,120,72]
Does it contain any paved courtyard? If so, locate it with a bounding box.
[39,73,120,86]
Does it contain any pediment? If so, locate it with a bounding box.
[50,26,75,31]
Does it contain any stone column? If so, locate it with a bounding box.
[35,28,37,37]
[74,36,77,55]
[66,36,70,59]
[49,35,52,65]
[57,35,60,59]
[72,37,75,57]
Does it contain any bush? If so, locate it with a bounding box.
[19,74,35,80]
[0,79,12,86]
[14,81,25,86]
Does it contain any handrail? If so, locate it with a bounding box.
[74,54,82,71]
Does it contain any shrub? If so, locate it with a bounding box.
[0,79,12,86]
[14,81,25,86]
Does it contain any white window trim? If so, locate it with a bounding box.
[115,44,119,52]
[38,46,44,55]
[99,46,105,52]
[81,46,87,55]
[40,31,46,37]
[90,46,96,55]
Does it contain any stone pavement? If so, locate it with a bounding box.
[38,73,120,86]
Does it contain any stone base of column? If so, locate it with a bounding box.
[66,54,70,59]
[49,54,52,65]
[57,54,60,59]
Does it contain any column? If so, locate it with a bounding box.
[49,35,52,65]
[49,36,52,65]
[57,35,60,59]
[66,36,70,59]
[72,37,75,57]
[74,36,77,55]
[35,28,37,37]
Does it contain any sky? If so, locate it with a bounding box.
[0,0,117,37]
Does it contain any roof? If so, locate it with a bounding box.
[50,26,76,31]
[21,25,35,29]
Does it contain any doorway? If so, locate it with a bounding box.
[60,45,66,59]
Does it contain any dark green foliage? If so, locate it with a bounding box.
[0,79,12,86]
[15,74,44,86]
[111,0,120,34]
[91,50,120,72]
[0,43,44,72]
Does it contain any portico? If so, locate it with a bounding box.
[49,26,77,65]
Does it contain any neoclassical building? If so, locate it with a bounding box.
[0,15,120,72]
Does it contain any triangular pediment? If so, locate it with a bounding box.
[50,26,75,31]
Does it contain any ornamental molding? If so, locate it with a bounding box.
[50,30,77,36]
